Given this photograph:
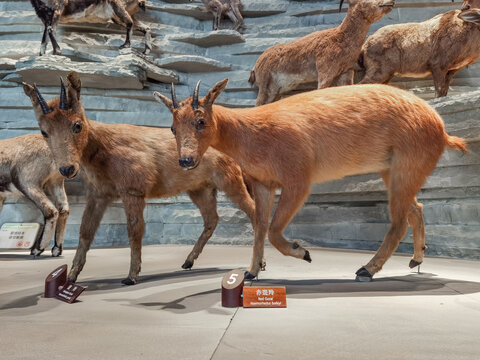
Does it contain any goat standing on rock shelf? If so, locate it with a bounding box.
[0,133,69,257]
[192,0,244,32]
[23,72,255,285]
[248,0,395,105]
[29,0,152,56]
[157,79,467,282]
[359,0,480,97]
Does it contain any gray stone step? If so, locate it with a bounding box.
[14,53,179,88]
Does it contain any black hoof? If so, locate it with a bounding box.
[244,271,257,281]
[355,267,373,282]
[51,245,63,257]
[119,43,131,50]
[67,278,76,284]
[303,250,312,263]
[30,248,44,257]
[121,278,136,286]
[182,260,193,270]
[409,259,422,269]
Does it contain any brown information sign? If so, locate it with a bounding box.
[55,282,85,304]
[243,286,287,308]
[45,264,67,298]
[221,269,244,307]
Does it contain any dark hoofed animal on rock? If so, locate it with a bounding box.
[29,0,151,56]
[23,72,255,285]
[156,79,467,282]
[0,134,69,257]
[192,0,244,32]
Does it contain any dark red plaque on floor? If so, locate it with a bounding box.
[44,264,85,303]
[45,264,67,298]
[55,282,85,303]
[221,269,244,307]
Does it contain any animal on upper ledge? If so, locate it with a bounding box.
[358,0,480,97]
[28,0,152,56]
[248,0,395,105]
[193,0,244,32]
[0,132,69,257]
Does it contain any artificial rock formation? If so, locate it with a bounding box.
[0,0,478,259]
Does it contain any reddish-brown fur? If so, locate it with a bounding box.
[160,79,467,280]
[23,72,255,285]
[249,0,394,105]
[359,0,480,97]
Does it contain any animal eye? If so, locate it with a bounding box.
[72,122,82,134]
[195,119,206,130]
[171,126,176,135]
[41,130,48,138]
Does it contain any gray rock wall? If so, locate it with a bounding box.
[0,0,479,260]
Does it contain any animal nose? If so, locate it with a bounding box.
[462,5,470,11]
[179,157,195,168]
[59,166,76,178]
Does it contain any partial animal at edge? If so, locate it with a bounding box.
[0,133,68,257]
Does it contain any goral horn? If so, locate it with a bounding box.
[192,80,201,109]
[33,84,51,115]
[59,77,68,110]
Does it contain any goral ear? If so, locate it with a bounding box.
[459,9,480,25]
[66,71,82,110]
[153,91,174,113]
[203,78,229,108]
[22,81,51,116]
[67,71,81,95]
[22,82,36,102]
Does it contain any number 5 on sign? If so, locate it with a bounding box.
[221,269,244,307]
[227,273,238,285]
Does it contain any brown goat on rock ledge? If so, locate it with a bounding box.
[249,0,394,105]
[23,72,255,285]
[157,79,467,282]
[359,0,480,97]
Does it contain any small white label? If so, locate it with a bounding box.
[0,223,41,249]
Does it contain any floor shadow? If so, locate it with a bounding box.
[250,273,480,299]
[0,253,58,261]
[74,267,231,293]
[3,271,480,316]
[107,272,480,315]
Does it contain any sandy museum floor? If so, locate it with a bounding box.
[0,245,479,360]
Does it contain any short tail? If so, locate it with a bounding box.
[248,70,255,86]
[446,135,468,153]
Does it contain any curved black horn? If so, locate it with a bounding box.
[171,83,179,109]
[192,80,201,109]
[33,84,51,115]
[339,0,344,12]
[59,77,68,110]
